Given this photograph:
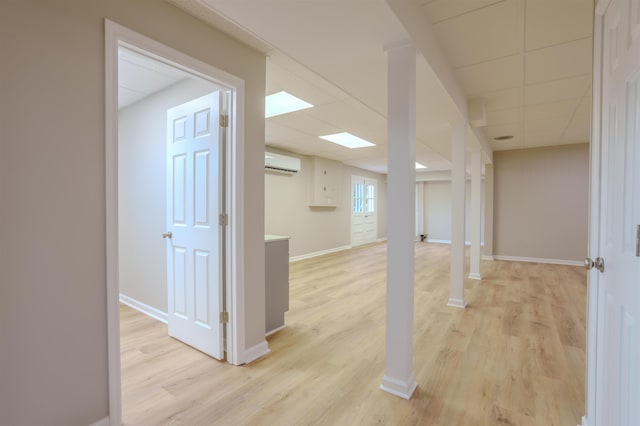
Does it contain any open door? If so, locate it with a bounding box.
[165,92,225,359]
[590,0,640,423]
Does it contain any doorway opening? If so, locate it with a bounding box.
[350,175,377,246]
[105,20,246,424]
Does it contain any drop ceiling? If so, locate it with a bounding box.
[168,0,593,174]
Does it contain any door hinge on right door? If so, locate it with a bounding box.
[220,114,229,128]
[220,311,229,323]
[219,213,228,226]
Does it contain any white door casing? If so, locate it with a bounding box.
[591,0,640,424]
[166,92,224,359]
[351,176,377,246]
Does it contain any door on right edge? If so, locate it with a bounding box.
[597,0,640,423]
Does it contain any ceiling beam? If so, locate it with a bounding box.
[385,0,493,163]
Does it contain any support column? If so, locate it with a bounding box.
[448,123,467,308]
[380,42,417,400]
[483,164,494,260]
[469,143,482,280]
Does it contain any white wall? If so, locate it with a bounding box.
[422,180,482,244]
[0,1,265,424]
[265,149,387,257]
[493,143,589,262]
[119,79,216,312]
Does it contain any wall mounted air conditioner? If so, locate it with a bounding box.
[265,152,301,174]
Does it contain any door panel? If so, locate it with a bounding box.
[351,176,377,246]
[596,0,640,423]
[166,91,224,360]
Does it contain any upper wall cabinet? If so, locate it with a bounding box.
[309,156,343,207]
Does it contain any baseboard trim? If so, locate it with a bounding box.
[88,417,110,426]
[376,237,388,243]
[482,255,494,261]
[119,294,168,324]
[427,239,484,247]
[265,324,286,337]
[243,340,269,364]
[468,273,482,280]
[493,255,583,267]
[447,298,467,309]
[380,374,418,400]
[581,416,588,426]
[289,245,352,262]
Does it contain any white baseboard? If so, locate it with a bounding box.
[119,294,168,324]
[482,255,494,261]
[426,239,484,247]
[88,417,110,426]
[243,340,269,364]
[493,255,583,267]
[380,374,418,400]
[289,245,352,262]
[581,416,588,426]
[468,273,482,280]
[447,298,467,309]
[265,324,286,337]
[376,237,387,243]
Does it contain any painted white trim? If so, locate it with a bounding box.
[447,298,467,309]
[581,416,588,426]
[265,324,286,337]
[493,255,583,267]
[242,340,269,364]
[481,255,494,261]
[119,294,168,323]
[376,237,388,243]
[468,273,481,280]
[88,416,110,426]
[105,20,247,423]
[289,245,352,262]
[427,239,483,247]
[380,374,418,400]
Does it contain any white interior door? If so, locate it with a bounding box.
[351,176,377,246]
[166,91,224,359]
[595,0,640,423]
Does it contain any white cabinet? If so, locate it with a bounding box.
[309,156,342,207]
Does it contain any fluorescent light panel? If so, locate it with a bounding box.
[265,91,313,118]
[416,162,427,169]
[319,132,375,149]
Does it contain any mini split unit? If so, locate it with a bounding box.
[264,152,301,174]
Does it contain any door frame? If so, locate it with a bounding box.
[350,175,378,246]
[105,20,246,425]
[585,1,608,424]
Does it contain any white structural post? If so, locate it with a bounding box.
[380,41,417,400]
[448,123,467,308]
[469,142,482,280]
[483,164,494,260]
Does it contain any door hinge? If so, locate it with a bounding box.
[220,311,229,323]
[220,114,229,128]
[219,213,228,226]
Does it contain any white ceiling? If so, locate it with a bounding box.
[167,0,593,174]
[118,47,189,109]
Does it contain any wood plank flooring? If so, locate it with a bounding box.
[121,242,586,425]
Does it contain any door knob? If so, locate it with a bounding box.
[162,231,173,239]
[584,257,604,272]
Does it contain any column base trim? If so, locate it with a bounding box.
[380,373,417,400]
[447,298,467,309]
[468,273,482,280]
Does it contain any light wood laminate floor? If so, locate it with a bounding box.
[121,242,586,425]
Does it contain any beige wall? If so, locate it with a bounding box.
[493,144,589,262]
[0,1,265,424]
[265,149,387,257]
[423,180,480,243]
[119,78,216,312]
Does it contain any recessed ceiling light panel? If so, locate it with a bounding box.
[319,132,375,149]
[265,91,313,118]
[416,162,427,169]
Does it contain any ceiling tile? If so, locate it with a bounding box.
[523,130,563,147]
[486,107,521,126]
[485,88,521,111]
[265,122,308,144]
[525,38,593,84]
[524,99,576,132]
[421,0,504,24]
[525,75,591,105]
[526,0,594,51]
[456,54,523,96]
[432,1,520,67]
[561,97,592,144]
